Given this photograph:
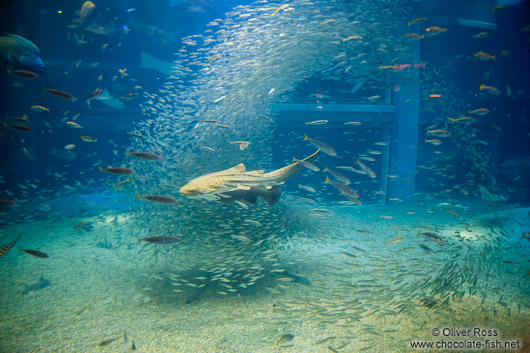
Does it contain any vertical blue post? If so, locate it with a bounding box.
[387,40,420,204]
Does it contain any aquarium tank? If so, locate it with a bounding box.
[0,0,529,352]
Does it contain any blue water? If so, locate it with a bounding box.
[1,1,529,352]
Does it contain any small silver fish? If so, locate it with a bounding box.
[303,134,337,157]
[137,236,182,244]
[137,194,178,204]
[293,156,320,171]
[276,334,294,346]
[126,151,162,161]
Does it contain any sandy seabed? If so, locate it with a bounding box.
[0,200,529,353]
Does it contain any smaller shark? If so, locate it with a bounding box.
[180,150,320,205]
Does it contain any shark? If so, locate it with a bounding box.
[180,150,320,205]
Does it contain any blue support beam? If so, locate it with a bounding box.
[387,52,421,204]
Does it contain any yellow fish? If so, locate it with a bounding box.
[472,32,489,39]
[320,19,335,25]
[408,17,427,26]
[449,117,476,123]
[30,105,49,112]
[468,108,489,115]
[386,236,403,244]
[425,139,442,145]
[118,68,127,78]
[480,84,500,95]
[67,121,83,128]
[271,4,289,16]
[355,159,376,179]
[229,141,251,151]
[474,51,495,61]
[342,35,363,42]
[405,33,424,40]
[81,136,97,142]
[79,1,96,21]
[491,5,506,11]
[424,26,447,36]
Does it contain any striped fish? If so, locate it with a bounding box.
[0,233,21,259]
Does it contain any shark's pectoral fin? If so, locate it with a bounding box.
[263,185,282,206]
[243,194,258,204]
[264,182,284,189]
[218,184,240,193]
[200,194,221,201]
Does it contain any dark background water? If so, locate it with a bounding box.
[0,0,252,197]
[1,0,529,204]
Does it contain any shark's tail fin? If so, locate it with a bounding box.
[303,149,320,163]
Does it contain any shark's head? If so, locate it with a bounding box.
[179,176,218,197]
[179,183,200,197]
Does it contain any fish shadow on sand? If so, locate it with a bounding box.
[22,277,51,295]
[96,236,116,249]
[158,266,312,305]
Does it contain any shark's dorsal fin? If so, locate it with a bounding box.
[223,163,246,173]
[231,163,246,173]
[207,163,246,177]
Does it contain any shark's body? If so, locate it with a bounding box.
[180,150,320,205]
